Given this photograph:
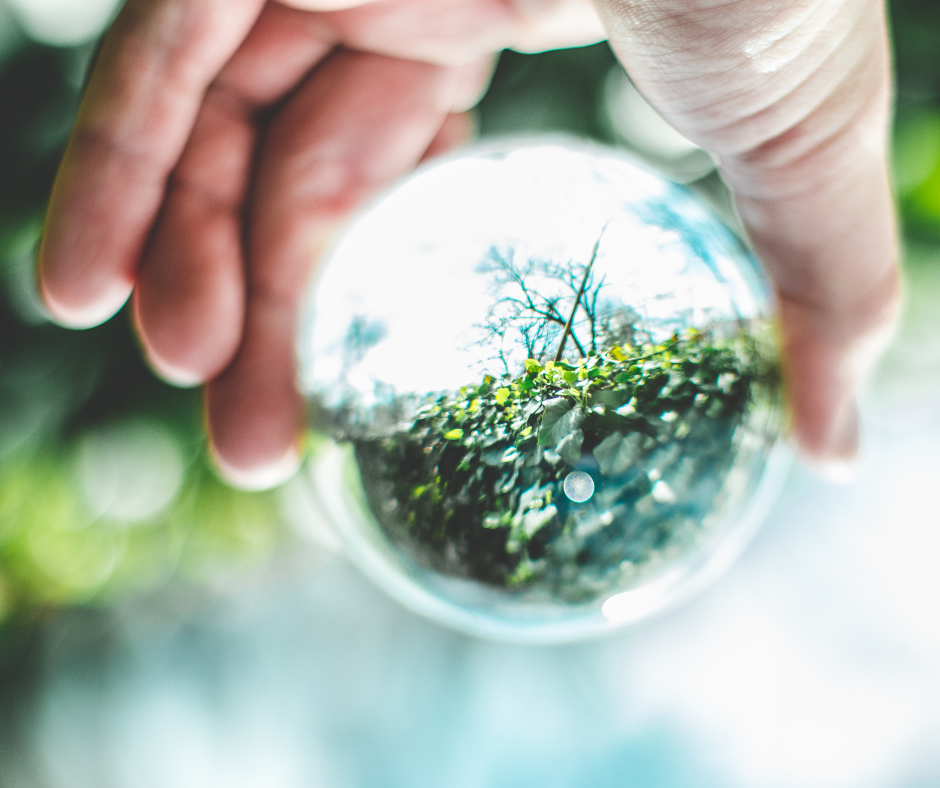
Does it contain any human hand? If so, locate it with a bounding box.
[37,0,606,488]
[595,0,898,476]
[38,0,896,487]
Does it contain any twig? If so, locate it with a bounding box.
[554,226,608,363]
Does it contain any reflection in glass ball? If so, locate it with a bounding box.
[300,142,789,642]
[564,471,595,504]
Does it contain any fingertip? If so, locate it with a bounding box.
[210,440,303,491]
[131,197,247,388]
[36,222,137,328]
[794,447,861,484]
[776,301,878,486]
[792,397,862,484]
[131,291,212,388]
[420,111,476,163]
[203,331,307,492]
[38,270,132,329]
[139,348,206,388]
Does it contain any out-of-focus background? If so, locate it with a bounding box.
[1,2,940,786]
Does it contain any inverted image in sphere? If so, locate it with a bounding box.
[300,141,787,642]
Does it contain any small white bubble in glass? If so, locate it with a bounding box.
[564,472,595,503]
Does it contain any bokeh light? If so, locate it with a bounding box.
[5,0,121,46]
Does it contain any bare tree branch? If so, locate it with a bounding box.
[470,235,632,374]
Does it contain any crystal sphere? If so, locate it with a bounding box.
[299,141,788,642]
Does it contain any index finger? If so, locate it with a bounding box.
[38,0,266,327]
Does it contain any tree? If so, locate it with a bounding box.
[470,239,642,376]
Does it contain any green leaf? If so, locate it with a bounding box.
[482,446,508,465]
[495,388,511,405]
[524,359,542,373]
[610,346,629,361]
[588,390,628,410]
[538,397,573,446]
[557,428,584,466]
[444,428,464,440]
[550,406,586,448]
[593,431,645,476]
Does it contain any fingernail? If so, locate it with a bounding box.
[143,352,205,388]
[211,443,302,491]
[797,399,861,484]
[826,396,860,459]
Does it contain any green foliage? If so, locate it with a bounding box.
[0,447,286,618]
[0,44,291,630]
[356,328,778,601]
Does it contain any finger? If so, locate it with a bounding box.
[737,165,899,468]
[38,0,266,327]
[277,0,379,9]
[776,274,897,470]
[131,88,255,386]
[206,51,476,487]
[509,0,607,52]
[134,2,335,385]
[421,111,477,162]
[418,55,493,161]
[320,0,604,67]
[716,11,899,469]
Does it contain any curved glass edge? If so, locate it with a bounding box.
[599,435,792,627]
[297,136,789,643]
[303,436,792,644]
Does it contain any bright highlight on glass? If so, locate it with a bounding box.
[300,141,788,642]
[564,471,595,503]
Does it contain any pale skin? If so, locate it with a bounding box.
[37,0,898,489]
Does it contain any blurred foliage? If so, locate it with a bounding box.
[0,0,939,627]
[477,44,617,142]
[0,32,288,627]
[892,0,940,237]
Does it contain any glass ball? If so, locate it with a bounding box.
[299,141,789,642]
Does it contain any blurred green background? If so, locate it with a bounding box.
[0,0,938,648]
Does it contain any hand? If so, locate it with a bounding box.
[595,0,898,476]
[37,0,605,488]
[38,0,896,487]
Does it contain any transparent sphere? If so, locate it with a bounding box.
[299,141,789,642]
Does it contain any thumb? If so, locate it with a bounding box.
[594,0,900,470]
